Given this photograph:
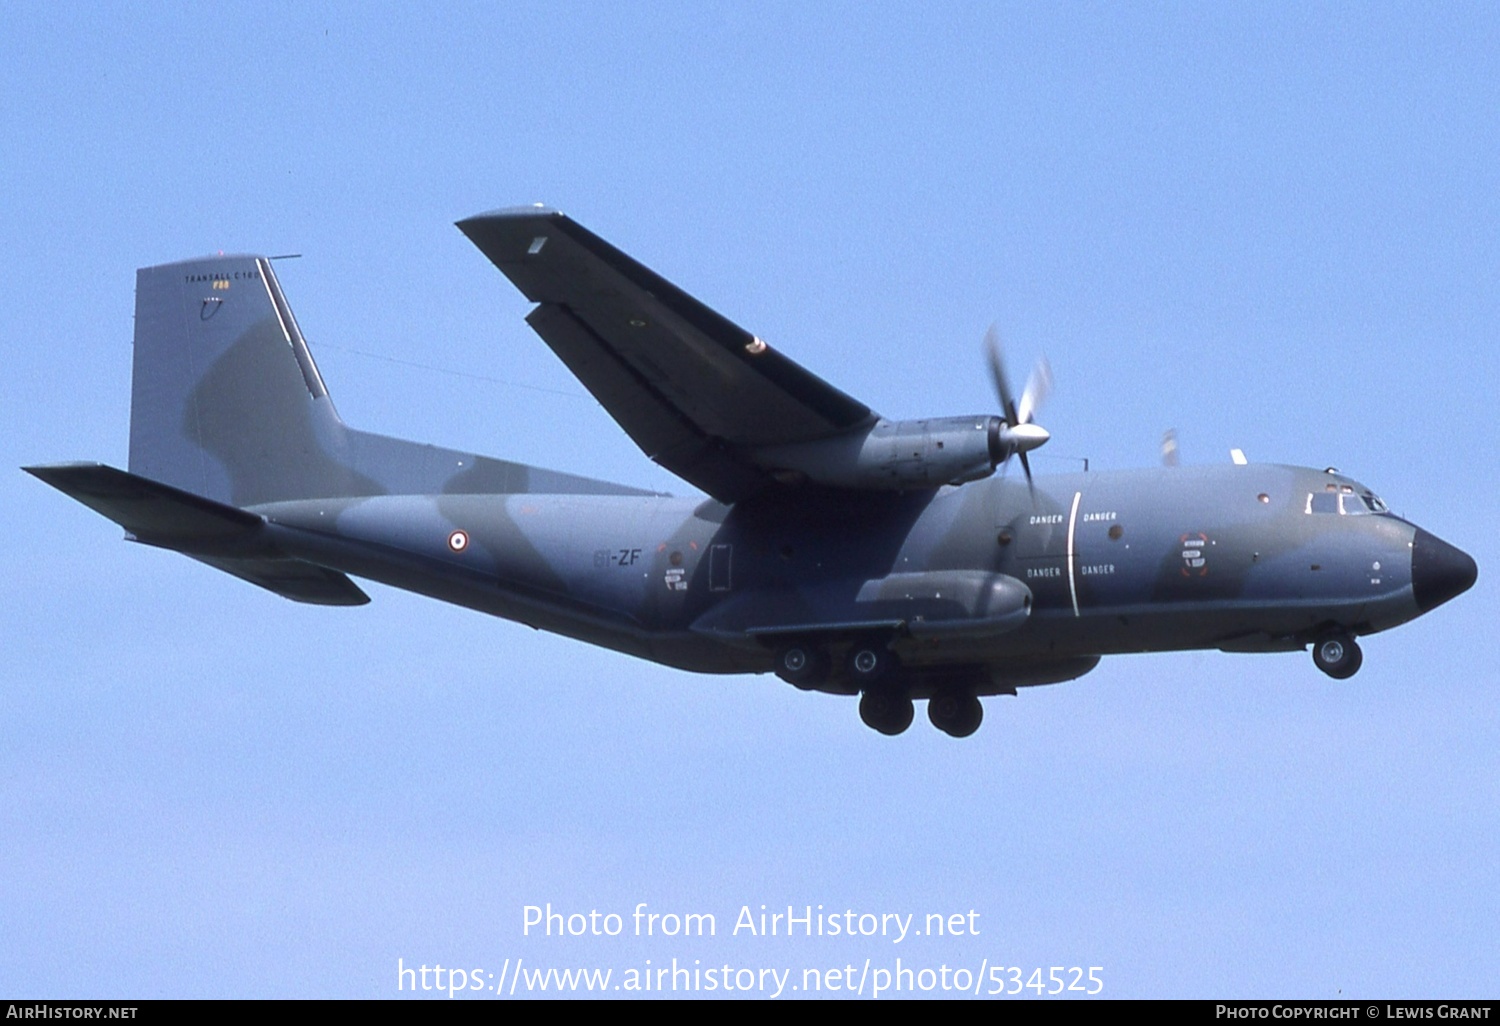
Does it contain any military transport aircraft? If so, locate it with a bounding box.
[26,207,1477,737]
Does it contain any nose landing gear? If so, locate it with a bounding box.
[1312,634,1363,679]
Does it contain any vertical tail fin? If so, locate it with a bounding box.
[124,252,664,507]
[128,256,366,506]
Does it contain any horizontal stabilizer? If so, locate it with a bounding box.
[24,462,368,605]
[191,555,370,606]
[24,462,262,545]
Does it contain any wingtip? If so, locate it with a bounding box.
[456,203,564,229]
[22,461,108,480]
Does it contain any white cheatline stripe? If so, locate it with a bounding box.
[1066,490,1082,618]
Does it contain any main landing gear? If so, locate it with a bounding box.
[772,639,987,737]
[858,687,915,736]
[851,642,912,735]
[773,640,895,690]
[847,642,896,686]
[773,642,831,690]
[927,689,984,738]
[859,686,984,738]
[1312,633,1363,679]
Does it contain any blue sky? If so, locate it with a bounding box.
[2,2,1496,998]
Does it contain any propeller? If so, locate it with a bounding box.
[983,324,1053,497]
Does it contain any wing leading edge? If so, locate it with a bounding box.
[458,207,878,502]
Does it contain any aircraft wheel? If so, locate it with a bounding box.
[774,643,829,689]
[847,643,897,685]
[928,690,983,738]
[859,688,914,736]
[1312,634,1363,680]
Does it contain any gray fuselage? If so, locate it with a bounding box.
[251,461,1450,692]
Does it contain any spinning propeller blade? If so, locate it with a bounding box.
[983,323,1052,499]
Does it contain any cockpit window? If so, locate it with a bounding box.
[1307,492,1339,514]
[1305,490,1389,515]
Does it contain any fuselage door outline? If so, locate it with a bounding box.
[709,544,733,592]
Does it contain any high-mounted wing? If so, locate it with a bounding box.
[458,207,878,502]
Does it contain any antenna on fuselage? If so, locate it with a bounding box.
[1161,428,1180,467]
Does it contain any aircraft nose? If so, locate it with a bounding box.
[1411,528,1478,613]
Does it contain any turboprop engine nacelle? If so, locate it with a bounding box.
[757,416,1034,490]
